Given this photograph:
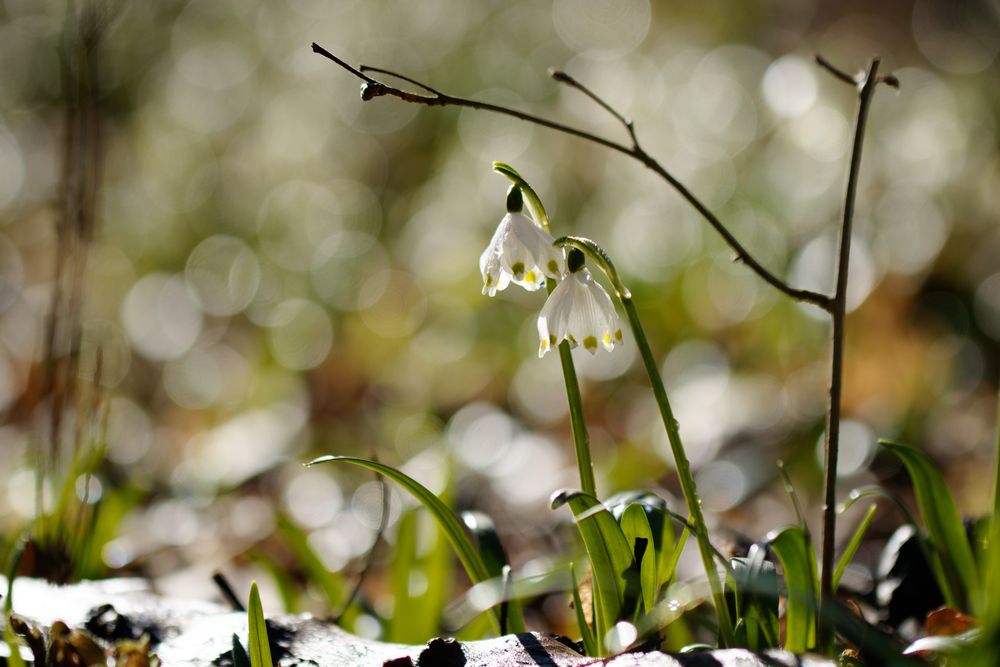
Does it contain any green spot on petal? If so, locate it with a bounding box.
[549,334,557,345]
[485,274,494,286]
[511,262,525,278]
[614,329,623,342]
[548,260,558,275]
[583,336,598,351]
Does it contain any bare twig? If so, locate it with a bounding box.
[360,65,443,96]
[311,43,831,309]
[813,53,862,86]
[817,55,882,649]
[549,68,638,147]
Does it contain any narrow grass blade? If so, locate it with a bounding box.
[881,440,980,612]
[389,509,450,642]
[729,544,779,652]
[308,456,498,631]
[767,526,818,654]
[462,511,525,634]
[247,581,273,667]
[832,503,877,590]
[620,503,657,615]
[551,489,634,651]
[231,633,251,667]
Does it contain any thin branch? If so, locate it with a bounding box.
[549,68,638,147]
[813,53,861,86]
[360,65,442,96]
[818,56,881,649]
[312,43,377,84]
[311,43,831,309]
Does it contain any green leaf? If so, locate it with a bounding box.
[881,440,980,612]
[551,489,635,652]
[461,511,525,634]
[492,162,549,230]
[620,503,657,615]
[231,633,251,667]
[767,526,818,654]
[833,503,877,590]
[729,545,779,652]
[247,581,273,667]
[308,456,499,631]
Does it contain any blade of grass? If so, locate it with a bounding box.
[880,440,980,613]
[389,509,451,642]
[832,503,877,590]
[231,633,251,667]
[247,581,273,667]
[308,456,499,631]
[767,526,818,654]
[461,511,525,634]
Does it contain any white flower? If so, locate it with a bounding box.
[537,268,622,358]
[479,212,564,296]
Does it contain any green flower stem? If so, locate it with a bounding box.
[551,282,597,498]
[553,235,733,645]
[621,297,734,647]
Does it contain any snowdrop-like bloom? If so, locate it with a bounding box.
[537,266,622,358]
[480,204,563,296]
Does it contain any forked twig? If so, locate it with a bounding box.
[817,55,884,649]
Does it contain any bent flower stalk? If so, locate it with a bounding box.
[479,188,564,296]
[537,249,622,358]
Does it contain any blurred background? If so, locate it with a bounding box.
[1,0,998,639]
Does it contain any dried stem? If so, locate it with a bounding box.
[818,56,881,649]
[311,43,830,309]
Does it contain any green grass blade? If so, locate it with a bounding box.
[308,456,499,631]
[833,503,877,590]
[247,581,273,667]
[551,489,634,651]
[767,526,818,654]
[231,633,251,667]
[388,510,420,642]
[620,503,657,615]
[729,545,779,652]
[461,511,525,634]
[881,440,980,612]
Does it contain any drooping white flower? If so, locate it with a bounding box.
[537,266,622,358]
[479,211,564,296]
